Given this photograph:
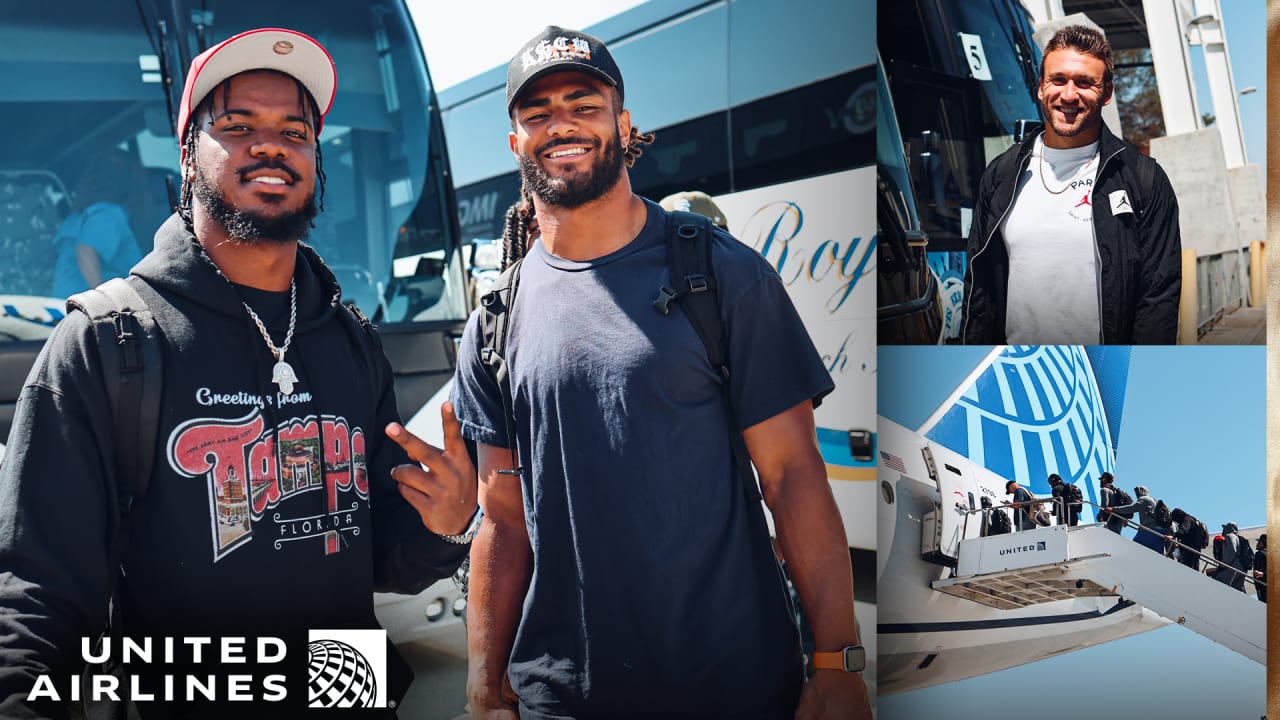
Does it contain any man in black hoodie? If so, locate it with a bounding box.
[0,28,476,718]
[962,24,1180,344]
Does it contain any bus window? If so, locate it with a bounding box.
[0,0,466,338]
[629,111,731,202]
[730,68,874,193]
[0,0,466,434]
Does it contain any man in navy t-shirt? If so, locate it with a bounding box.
[420,26,868,719]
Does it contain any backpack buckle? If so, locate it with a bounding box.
[112,313,143,372]
[685,274,709,293]
[653,285,678,314]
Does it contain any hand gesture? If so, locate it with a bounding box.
[385,401,478,536]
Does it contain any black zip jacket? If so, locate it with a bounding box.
[0,214,467,718]
[962,124,1181,344]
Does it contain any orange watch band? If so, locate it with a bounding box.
[813,652,846,670]
[813,645,865,672]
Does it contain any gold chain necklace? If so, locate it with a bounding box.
[1039,145,1098,195]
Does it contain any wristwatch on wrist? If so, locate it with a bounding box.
[813,645,866,673]
[438,507,484,544]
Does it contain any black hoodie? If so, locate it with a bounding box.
[0,215,467,718]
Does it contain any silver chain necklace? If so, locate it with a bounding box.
[241,279,299,395]
[1039,144,1098,195]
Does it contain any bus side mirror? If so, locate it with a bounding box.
[1014,119,1043,144]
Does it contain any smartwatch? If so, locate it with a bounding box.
[438,507,484,544]
[813,645,866,673]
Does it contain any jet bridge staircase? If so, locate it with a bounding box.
[930,524,1264,664]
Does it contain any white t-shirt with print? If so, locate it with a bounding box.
[1001,136,1102,344]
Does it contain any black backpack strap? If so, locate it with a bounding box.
[1129,155,1156,220]
[478,260,525,477]
[66,277,163,524]
[66,276,162,704]
[655,211,760,502]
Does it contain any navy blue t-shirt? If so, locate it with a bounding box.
[452,200,834,719]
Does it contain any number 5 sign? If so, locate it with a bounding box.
[957,32,992,81]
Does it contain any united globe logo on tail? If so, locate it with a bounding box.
[306,630,388,708]
[920,346,1126,518]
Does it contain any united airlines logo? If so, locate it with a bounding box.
[924,346,1116,503]
[999,541,1047,556]
[307,630,388,708]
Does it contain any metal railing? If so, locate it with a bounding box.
[1196,248,1251,333]
[957,497,1265,595]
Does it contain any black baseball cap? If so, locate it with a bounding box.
[507,26,623,113]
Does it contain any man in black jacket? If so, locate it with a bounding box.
[1047,473,1081,526]
[962,24,1180,344]
[1097,472,1129,534]
[0,29,475,718]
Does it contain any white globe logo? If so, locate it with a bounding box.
[307,638,378,708]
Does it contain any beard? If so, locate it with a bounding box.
[1041,96,1103,142]
[518,127,625,209]
[192,162,317,244]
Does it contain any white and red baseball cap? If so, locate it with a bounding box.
[177,28,336,157]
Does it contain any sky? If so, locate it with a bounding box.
[406,0,647,92]
[877,346,1266,720]
[1197,1,1265,169]
[1117,2,1264,172]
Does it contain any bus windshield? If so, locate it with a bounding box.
[0,0,466,343]
[934,0,1041,145]
[880,0,1041,251]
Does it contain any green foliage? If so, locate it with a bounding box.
[1113,49,1165,152]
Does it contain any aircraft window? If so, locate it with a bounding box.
[880,480,895,505]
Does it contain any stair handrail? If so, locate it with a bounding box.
[956,499,1264,595]
[1080,498,1265,594]
[957,495,1065,538]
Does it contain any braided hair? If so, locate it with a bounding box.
[499,186,536,270]
[178,73,327,227]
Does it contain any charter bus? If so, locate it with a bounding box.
[876,0,1043,343]
[0,0,467,650]
[437,0,877,667]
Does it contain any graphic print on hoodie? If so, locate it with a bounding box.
[167,405,371,561]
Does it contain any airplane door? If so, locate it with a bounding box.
[920,444,983,566]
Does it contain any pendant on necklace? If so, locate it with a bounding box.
[272,359,299,395]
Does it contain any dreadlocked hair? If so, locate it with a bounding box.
[623,126,655,168]
[177,72,327,227]
[499,185,537,270]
